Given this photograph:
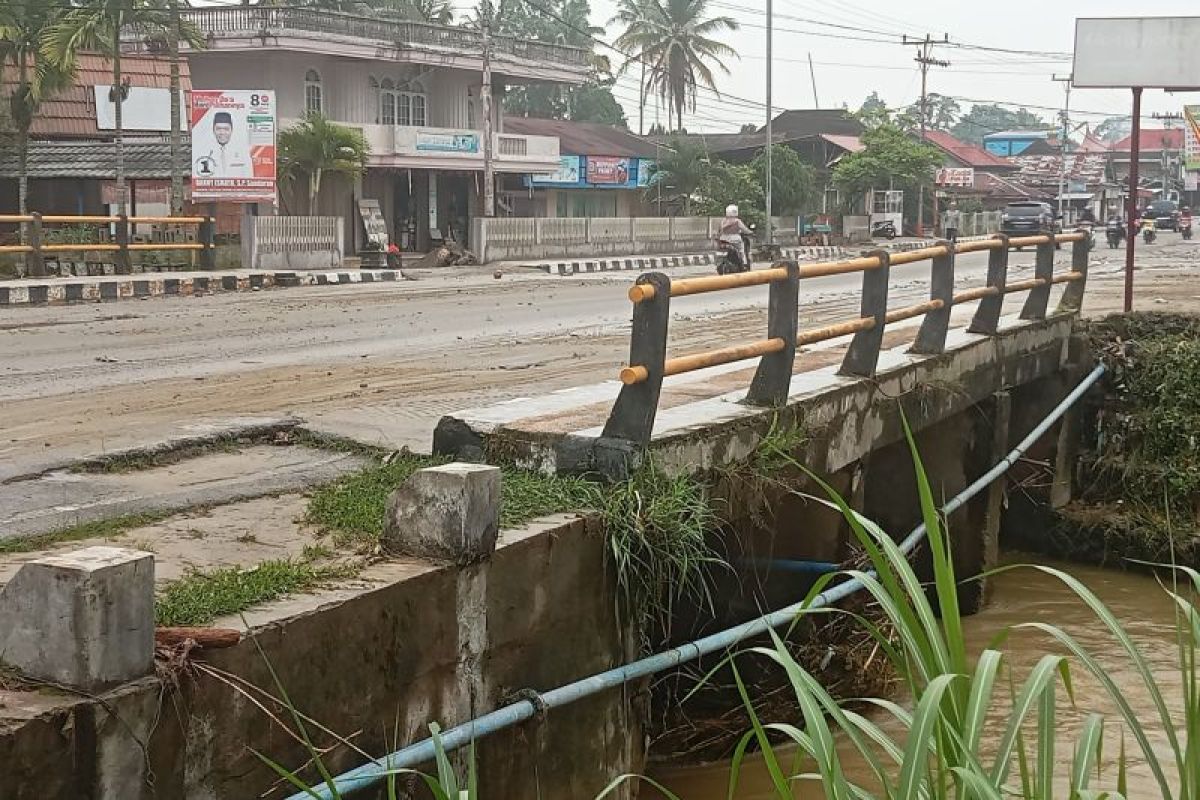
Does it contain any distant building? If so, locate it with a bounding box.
[501,118,662,217]
[129,6,590,251]
[1108,128,1185,193]
[982,130,1055,157]
[921,130,1037,210]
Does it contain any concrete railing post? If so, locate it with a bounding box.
[969,235,1009,335]
[1021,237,1055,320]
[382,463,501,564]
[26,212,46,277]
[115,214,132,274]
[839,250,890,377]
[199,215,217,270]
[911,240,955,355]
[1058,230,1090,313]
[601,271,672,446]
[0,546,155,691]
[585,216,593,244]
[746,259,799,406]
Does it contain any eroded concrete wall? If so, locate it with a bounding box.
[0,515,640,800]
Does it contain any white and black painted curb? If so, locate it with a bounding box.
[535,246,849,276]
[0,270,400,307]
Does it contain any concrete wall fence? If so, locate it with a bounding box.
[473,215,806,263]
[241,215,344,270]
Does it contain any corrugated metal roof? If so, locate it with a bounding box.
[0,140,180,179]
[768,109,864,138]
[0,52,191,138]
[502,117,662,158]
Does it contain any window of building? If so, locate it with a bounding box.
[380,78,396,125]
[408,81,427,127]
[396,91,411,127]
[369,76,380,123]
[304,69,322,114]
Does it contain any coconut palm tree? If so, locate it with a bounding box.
[0,0,75,235]
[617,0,737,133]
[278,113,369,215]
[610,0,654,135]
[44,0,201,216]
[644,135,709,215]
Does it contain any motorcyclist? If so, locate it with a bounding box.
[718,204,753,269]
[1181,206,1193,237]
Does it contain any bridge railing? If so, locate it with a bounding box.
[0,213,216,276]
[603,231,1090,444]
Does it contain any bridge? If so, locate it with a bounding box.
[0,232,1098,799]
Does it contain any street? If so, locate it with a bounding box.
[2,239,1197,475]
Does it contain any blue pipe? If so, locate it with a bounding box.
[288,363,1107,800]
[737,557,841,574]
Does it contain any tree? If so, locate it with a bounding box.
[857,91,891,130]
[951,103,1049,145]
[0,0,74,231]
[278,114,370,215]
[738,123,758,134]
[611,0,654,135]
[832,122,943,206]
[696,159,763,227]
[914,93,960,132]
[45,0,201,216]
[751,144,815,215]
[645,135,710,214]
[568,83,627,127]
[617,0,737,132]
[1094,116,1131,143]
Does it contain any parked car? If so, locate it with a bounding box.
[1000,201,1058,237]
[1141,199,1180,232]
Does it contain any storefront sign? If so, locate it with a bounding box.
[191,90,276,203]
[587,156,631,185]
[416,131,479,153]
[531,155,582,185]
[935,167,975,188]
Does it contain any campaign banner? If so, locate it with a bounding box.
[587,156,631,185]
[935,167,975,188]
[191,90,276,203]
[1185,106,1200,172]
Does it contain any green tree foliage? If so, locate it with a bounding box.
[902,92,960,132]
[832,122,943,201]
[751,144,815,215]
[615,0,737,132]
[856,91,890,130]
[697,160,764,227]
[278,114,370,215]
[644,134,710,214]
[0,0,75,222]
[951,102,1049,145]
[1094,115,1131,143]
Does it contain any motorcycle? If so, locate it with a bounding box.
[715,231,753,275]
[1141,218,1156,244]
[871,219,897,240]
[1105,219,1124,249]
[1182,219,1193,240]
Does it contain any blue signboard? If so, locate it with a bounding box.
[416,131,480,153]
[527,155,651,189]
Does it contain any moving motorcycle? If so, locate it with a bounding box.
[1141,217,1156,244]
[1183,221,1194,240]
[871,219,897,240]
[716,228,754,275]
[1105,218,1124,249]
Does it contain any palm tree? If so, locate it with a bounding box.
[617,0,737,133]
[44,0,200,216]
[610,0,653,135]
[645,135,709,215]
[278,113,369,215]
[0,0,75,238]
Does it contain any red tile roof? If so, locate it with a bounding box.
[1112,128,1184,152]
[0,53,191,138]
[922,129,1014,170]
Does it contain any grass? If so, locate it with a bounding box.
[0,510,175,555]
[155,557,357,627]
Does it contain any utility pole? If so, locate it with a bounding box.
[481,0,495,218]
[764,0,773,246]
[1053,74,1072,222]
[168,0,183,215]
[807,53,819,108]
[903,34,949,237]
[1152,111,1183,199]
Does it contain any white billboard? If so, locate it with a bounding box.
[1074,17,1200,89]
[935,167,975,188]
[93,86,185,132]
[191,90,276,204]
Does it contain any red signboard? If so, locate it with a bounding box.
[586,156,631,185]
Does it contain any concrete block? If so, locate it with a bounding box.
[382,463,500,564]
[0,546,154,691]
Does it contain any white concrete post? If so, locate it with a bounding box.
[382,463,501,564]
[0,546,155,691]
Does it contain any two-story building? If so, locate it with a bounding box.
[131,6,590,252]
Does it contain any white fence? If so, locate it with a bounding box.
[958,211,1003,238]
[242,216,344,270]
[473,216,805,263]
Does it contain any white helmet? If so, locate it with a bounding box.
[726,204,739,217]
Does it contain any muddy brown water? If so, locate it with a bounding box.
[647,553,1185,798]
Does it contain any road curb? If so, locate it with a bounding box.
[0,271,400,307]
[535,246,850,276]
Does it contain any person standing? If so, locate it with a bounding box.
[942,202,962,243]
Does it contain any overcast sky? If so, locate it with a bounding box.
[564,1,1200,134]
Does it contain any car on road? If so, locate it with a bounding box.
[1141,199,1180,232]
[1000,201,1058,237]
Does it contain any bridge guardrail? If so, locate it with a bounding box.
[604,230,1090,444]
[0,213,216,276]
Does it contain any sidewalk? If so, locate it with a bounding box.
[0,268,402,307]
